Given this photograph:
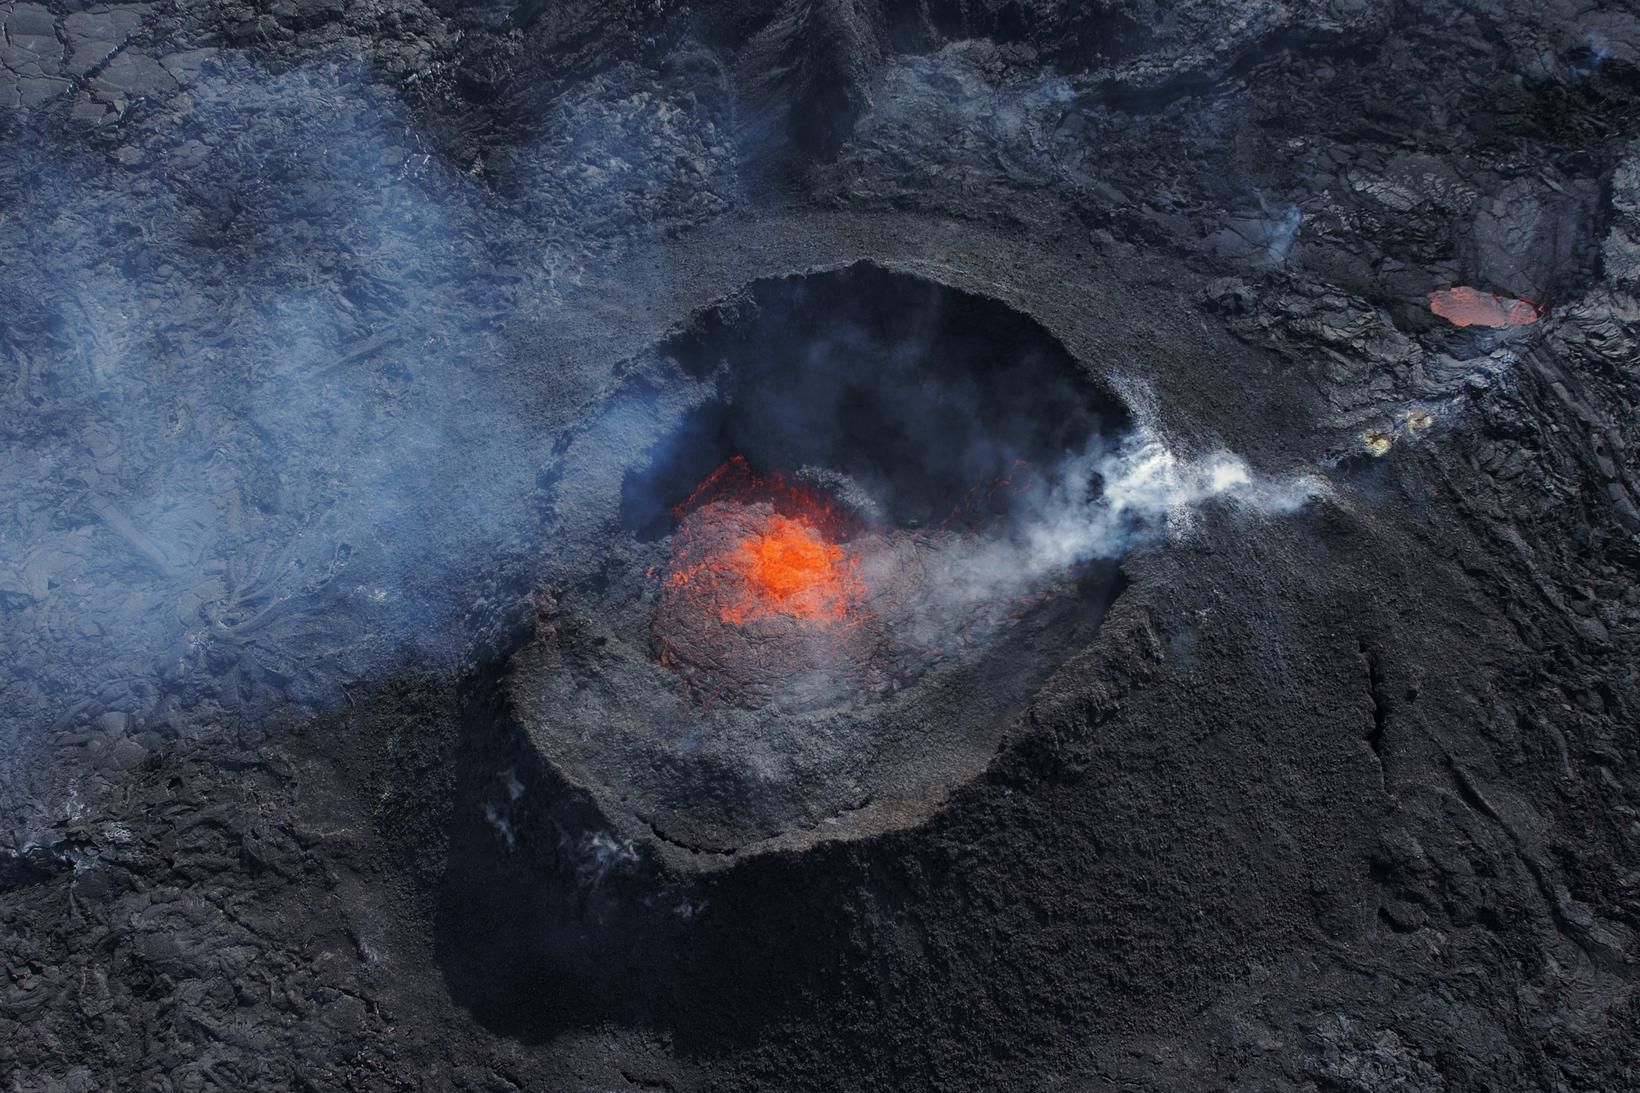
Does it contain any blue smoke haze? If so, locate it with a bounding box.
[0,54,731,818]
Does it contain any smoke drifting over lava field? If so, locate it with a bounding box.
[2,2,1639,1091]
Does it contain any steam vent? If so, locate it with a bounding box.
[509,265,1131,866]
[6,1,1639,1089]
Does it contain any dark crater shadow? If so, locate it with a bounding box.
[621,261,1123,535]
[433,665,869,1050]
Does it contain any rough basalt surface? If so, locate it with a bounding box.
[2,2,1638,1092]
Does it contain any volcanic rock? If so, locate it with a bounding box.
[1,1,1638,1091]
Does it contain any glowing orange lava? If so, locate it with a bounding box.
[659,457,866,630]
[650,456,1054,709]
[1429,286,1541,328]
[719,513,856,624]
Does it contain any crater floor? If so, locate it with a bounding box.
[509,263,1130,865]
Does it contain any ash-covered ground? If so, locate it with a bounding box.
[2,2,1638,1090]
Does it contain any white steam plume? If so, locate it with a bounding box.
[1024,430,1324,568]
[905,430,1326,621]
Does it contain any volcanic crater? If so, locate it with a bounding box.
[508,263,1133,866]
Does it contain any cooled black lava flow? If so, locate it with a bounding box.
[435,659,901,1050]
[512,262,1135,866]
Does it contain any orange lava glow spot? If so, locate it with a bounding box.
[650,456,1053,708]
[1428,286,1541,328]
[659,457,867,630]
[720,514,856,624]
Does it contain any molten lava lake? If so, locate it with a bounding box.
[660,457,863,633]
[506,263,1132,868]
[651,455,1081,716]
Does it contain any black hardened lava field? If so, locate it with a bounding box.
[3,4,1639,1092]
